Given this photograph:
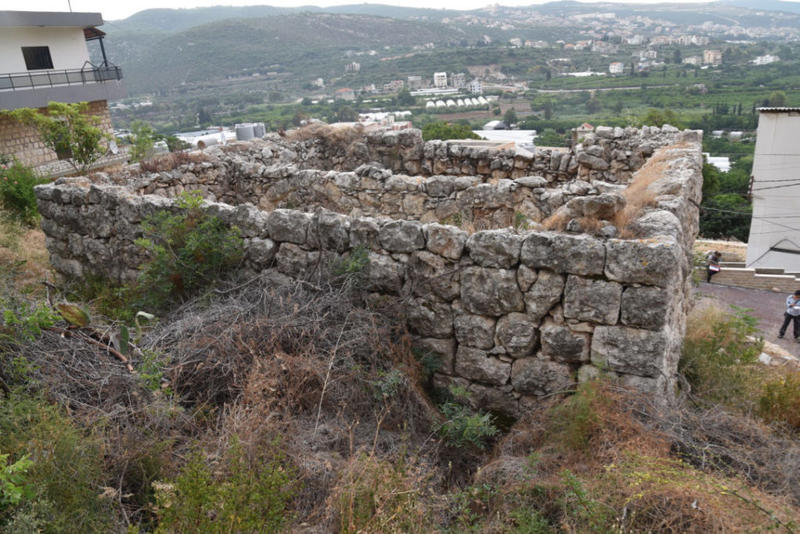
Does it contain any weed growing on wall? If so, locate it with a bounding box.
[0,161,48,226]
[135,191,243,309]
[437,386,498,450]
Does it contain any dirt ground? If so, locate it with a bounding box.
[695,281,800,357]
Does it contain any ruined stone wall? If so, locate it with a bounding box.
[34,129,702,413]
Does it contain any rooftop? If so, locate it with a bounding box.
[0,10,103,28]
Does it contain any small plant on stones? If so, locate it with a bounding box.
[135,190,244,309]
[437,385,498,450]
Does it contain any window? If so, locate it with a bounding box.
[21,46,54,70]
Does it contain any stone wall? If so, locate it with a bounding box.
[0,99,114,174]
[35,126,703,414]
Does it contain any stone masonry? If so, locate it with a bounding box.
[35,125,703,416]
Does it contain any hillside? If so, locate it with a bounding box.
[108,13,474,93]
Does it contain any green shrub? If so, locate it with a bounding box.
[153,437,295,533]
[437,386,498,450]
[679,304,763,407]
[549,381,604,451]
[0,162,48,226]
[758,370,800,430]
[422,121,481,141]
[0,392,115,532]
[135,191,243,309]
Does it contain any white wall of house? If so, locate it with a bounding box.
[746,110,800,270]
[0,27,90,73]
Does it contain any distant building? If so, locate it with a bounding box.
[703,49,722,66]
[609,62,625,74]
[683,56,702,66]
[407,75,423,90]
[433,71,447,88]
[344,61,360,73]
[625,35,645,45]
[746,109,800,270]
[467,79,483,95]
[312,78,324,88]
[382,79,404,93]
[0,10,125,172]
[508,37,523,48]
[450,72,466,89]
[334,87,355,101]
[571,123,594,144]
[752,54,779,66]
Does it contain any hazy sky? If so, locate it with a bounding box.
[13,0,733,22]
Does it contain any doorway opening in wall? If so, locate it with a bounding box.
[21,46,54,70]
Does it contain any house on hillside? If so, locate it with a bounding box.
[334,88,355,101]
[0,10,125,173]
[746,108,800,270]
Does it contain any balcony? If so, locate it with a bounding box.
[0,64,126,110]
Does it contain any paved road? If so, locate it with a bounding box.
[695,282,800,355]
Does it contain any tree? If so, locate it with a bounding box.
[421,122,480,141]
[585,97,601,114]
[337,106,357,122]
[768,91,787,107]
[396,88,415,106]
[503,108,518,125]
[543,100,553,120]
[129,121,156,162]
[10,102,109,174]
[673,48,682,64]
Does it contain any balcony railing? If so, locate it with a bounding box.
[0,65,123,92]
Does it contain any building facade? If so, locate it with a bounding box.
[433,72,447,88]
[0,10,125,171]
[746,108,800,270]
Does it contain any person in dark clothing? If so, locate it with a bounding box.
[706,251,721,283]
[778,290,800,340]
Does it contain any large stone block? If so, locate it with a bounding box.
[511,358,574,396]
[454,313,496,349]
[563,276,621,325]
[591,325,669,378]
[620,286,669,330]
[454,346,511,386]
[410,251,460,301]
[461,267,525,316]
[246,237,277,266]
[604,238,681,288]
[406,297,453,338]
[524,270,565,322]
[350,217,382,251]
[424,223,467,260]
[540,321,590,362]
[495,313,538,358]
[275,243,320,277]
[267,209,310,244]
[466,230,523,268]
[520,232,605,276]
[364,252,404,294]
[379,220,425,253]
[313,210,350,252]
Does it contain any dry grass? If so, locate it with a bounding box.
[287,122,365,145]
[138,151,208,174]
[612,146,673,238]
[0,221,50,296]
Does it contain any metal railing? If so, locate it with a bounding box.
[0,65,123,92]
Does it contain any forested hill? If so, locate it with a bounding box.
[110,13,473,93]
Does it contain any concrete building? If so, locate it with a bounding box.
[0,10,125,171]
[344,61,360,73]
[334,87,355,101]
[467,79,482,95]
[450,72,466,89]
[609,62,625,74]
[407,75,423,90]
[746,109,800,270]
[752,54,779,66]
[433,72,447,88]
[703,49,722,66]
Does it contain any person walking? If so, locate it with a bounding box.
[778,289,800,340]
[706,250,721,283]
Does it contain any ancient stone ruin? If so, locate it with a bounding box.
[35,124,702,416]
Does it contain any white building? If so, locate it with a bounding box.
[433,72,447,88]
[467,79,482,95]
[344,61,360,73]
[752,54,779,66]
[746,109,800,270]
[0,10,125,170]
[609,62,625,74]
[703,49,722,66]
[683,56,703,66]
[450,72,466,89]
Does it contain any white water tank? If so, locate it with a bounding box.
[252,122,266,137]
[235,123,255,140]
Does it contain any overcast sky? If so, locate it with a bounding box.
[13,0,735,22]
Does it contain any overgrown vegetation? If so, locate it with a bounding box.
[135,190,244,309]
[422,121,481,141]
[0,158,48,226]
[9,102,109,174]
